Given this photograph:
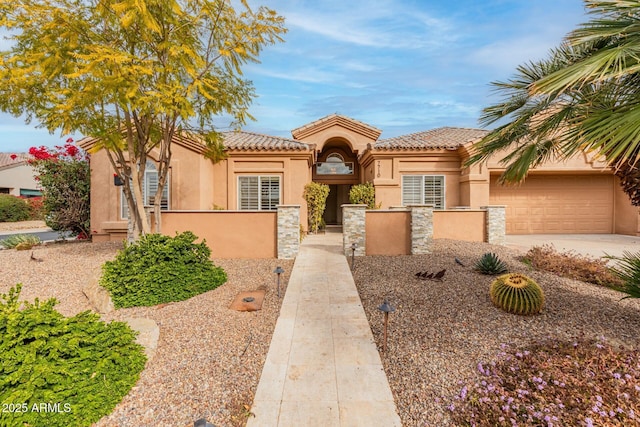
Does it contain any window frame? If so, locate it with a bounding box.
[401,175,445,209]
[237,175,281,211]
[120,161,170,219]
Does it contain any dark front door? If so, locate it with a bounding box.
[323,184,351,225]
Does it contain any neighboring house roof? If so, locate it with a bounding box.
[0,153,29,171]
[373,127,488,151]
[222,131,312,151]
[291,113,382,141]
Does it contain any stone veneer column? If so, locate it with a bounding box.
[277,205,300,259]
[482,205,506,245]
[342,204,367,257]
[409,205,434,255]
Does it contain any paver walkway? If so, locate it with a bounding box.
[247,231,402,427]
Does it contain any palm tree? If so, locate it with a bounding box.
[467,0,640,205]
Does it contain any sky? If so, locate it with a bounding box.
[0,0,588,152]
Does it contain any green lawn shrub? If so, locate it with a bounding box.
[0,194,30,222]
[100,231,227,308]
[0,285,146,427]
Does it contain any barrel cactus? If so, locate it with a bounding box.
[475,252,508,275]
[490,273,544,315]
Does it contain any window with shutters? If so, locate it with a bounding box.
[401,175,445,209]
[238,176,280,210]
[121,161,170,219]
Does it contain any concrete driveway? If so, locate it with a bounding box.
[504,234,640,260]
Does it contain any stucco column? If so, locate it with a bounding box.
[342,204,367,257]
[409,205,434,255]
[277,205,300,259]
[482,205,506,245]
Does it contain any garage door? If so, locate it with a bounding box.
[489,174,614,234]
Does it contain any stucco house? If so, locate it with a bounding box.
[80,114,639,245]
[0,153,41,197]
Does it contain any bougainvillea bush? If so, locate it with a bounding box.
[28,141,90,237]
[0,285,146,427]
[100,231,227,308]
[448,339,640,426]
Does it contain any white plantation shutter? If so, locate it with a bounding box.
[402,175,444,209]
[239,176,259,210]
[145,169,169,209]
[120,162,169,219]
[424,176,444,209]
[239,176,280,210]
[261,177,280,210]
[402,175,423,205]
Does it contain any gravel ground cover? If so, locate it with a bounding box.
[0,240,292,427]
[0,220,47,232]
[352,239,640,427]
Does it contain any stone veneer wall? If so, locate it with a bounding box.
[277,205,300,259]
[409,205,434,255]
[342,204,367,257]
[481,205,506,245]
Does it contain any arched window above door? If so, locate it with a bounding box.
[317,153,354,175]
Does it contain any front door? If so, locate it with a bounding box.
[323,184,350,225]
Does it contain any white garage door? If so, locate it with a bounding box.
[489,174,614,234]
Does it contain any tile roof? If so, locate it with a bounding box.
[374,127,488,150]
[291,114,382,140]
[222,131,312,151]
[0,153,29,169]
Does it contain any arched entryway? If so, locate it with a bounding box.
[313,138,360,225]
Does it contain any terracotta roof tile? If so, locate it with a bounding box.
[222,131,311,151]
[291,113,382,140]
[0,153,29,168]
[374,127,488,150]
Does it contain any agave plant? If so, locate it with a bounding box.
[475,252,508,275]
[0,234,41,249]
[490,273,545,316]
[605,251,640,299]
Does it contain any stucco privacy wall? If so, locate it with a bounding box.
[161,211,277,258]
[366,210,411,256]
[433,210,485,242]
[345,206,505,256]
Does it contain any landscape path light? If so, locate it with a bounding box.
[274,266,285,298]
[350,242,357,270]
[377,299,396,352]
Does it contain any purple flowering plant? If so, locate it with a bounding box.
[448,338,640,426]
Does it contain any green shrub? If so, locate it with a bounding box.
[0,234,42,249]
[349,182,379,209]
[100,231,227,308]
[0,285,146,427]
[303,182,330,234]
[0,194,30,222]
